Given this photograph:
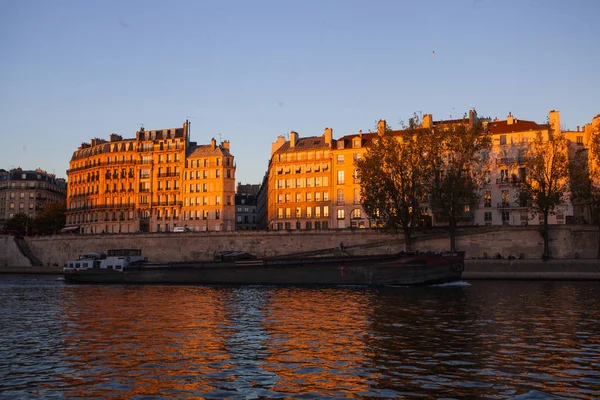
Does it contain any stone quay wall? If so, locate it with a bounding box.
[1,225,598,268]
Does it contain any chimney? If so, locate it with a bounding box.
[422,114,433,129]
[549,110,561,136]
[271,135,286,156]
[211,138,216,149]
[359,130,363,138]
[290,131,298,147]
[377,119,386,135]
[507,112,514,125]
[469,109,477,126]
[577,126,580,132]
[324,127,333,146]
[222,140,230,150]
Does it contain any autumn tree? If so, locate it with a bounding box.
[429,120,492,252]
[569,124,600,258]
[356,116,436,251]
[33,200,66,235]
[513,128,569,260]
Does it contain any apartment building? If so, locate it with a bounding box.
[66,121,235,234]
[235,183,260,230]
[266,129,334,230]
[564,114,600,224]
[0,168,66,228]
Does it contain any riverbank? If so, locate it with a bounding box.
[2,260,600,280]
[463,259,600,280]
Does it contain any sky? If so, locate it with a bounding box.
[1,0,599,184]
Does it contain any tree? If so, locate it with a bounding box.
[356,116,436,251]
[33,200,66,235]
[513,129,569,260]
[428,120,491,251]
[569,125,600,258]
[4,212,33,235]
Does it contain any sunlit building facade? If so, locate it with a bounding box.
[66,121,235,234]
[266,129,334,230]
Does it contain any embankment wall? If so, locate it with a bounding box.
[1,225,598,268]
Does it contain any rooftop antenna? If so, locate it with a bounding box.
[218,132,222,143]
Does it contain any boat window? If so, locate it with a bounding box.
[75,263,80,268]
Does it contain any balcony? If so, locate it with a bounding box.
[496,157,524,165]
[496,177,522,186]
[157,172,179,178]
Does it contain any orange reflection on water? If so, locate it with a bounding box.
[261,289,372,397]
[56,286,233,398]
[54,286,374,398]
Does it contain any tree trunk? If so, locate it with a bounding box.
[449,219,457,252]
[404,230,412,252]
[597,224,600,259]
[542,215,550,261]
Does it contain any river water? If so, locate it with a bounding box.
[0,277,598,399]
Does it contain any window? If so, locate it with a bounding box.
[577,136,583,145]
[337,170,344,185]
[324,192,329,201]
[278,194,283,203]
[337,209,345,219]
[323,206,329,217]
[295,207,301,218]
[337,189,344,205]
[216,169,220,178]
[337,154,344,164]
[484,212,492,222]
[306,192,313,202]
[306,206,312,217]
[285,208,291,218]
[354,188,361,204]
[215,210,220,219]
[353,139,360,148]
[216,196,221,205]
[502,211,510,224]
[351,208,361,219]
[315,206,321,217]
[315,192,320,201]
[499,135,507,145]
[278,208,283,218]
[296,193,302,202]
[483,190,491,208]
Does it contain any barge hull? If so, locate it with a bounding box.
[64,254,464,286]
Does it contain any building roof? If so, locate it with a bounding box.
[273,136,332,153]
[487,119,546,134]
[0,168,65,188]
[187,144,232,158]
[334,132,378,149]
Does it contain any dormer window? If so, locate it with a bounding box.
[337,141,344,149]
[353,138,361,148]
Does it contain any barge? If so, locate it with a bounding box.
[63,249,465,286]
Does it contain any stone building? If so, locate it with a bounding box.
[266,129,335,230]
[65,121,235,234]
[0,168,66,229]
[235,183,260,230]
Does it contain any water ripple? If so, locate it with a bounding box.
[0,278,599,398]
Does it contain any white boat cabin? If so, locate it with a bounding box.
[65,249,146,272]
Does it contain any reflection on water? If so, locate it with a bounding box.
[0,277,599,399]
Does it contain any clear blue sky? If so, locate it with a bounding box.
[1,0,599,184]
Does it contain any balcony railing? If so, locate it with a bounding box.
[496,157,524,165]
[496,177,522,185]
